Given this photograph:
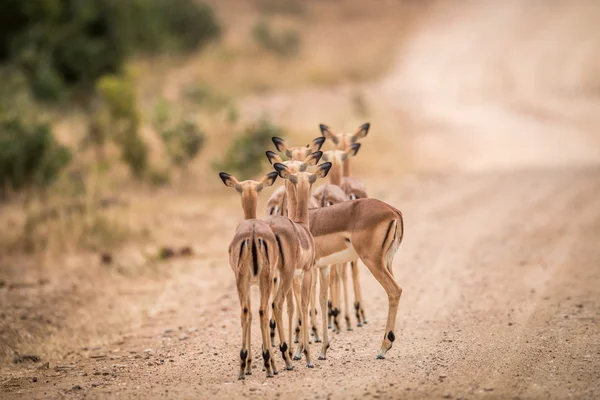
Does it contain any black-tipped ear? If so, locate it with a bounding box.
[319,123,339,144]
[272,137,287,153]
[265,151,282,165]
[304,151,323,167]
[219,172,236,188]
[309,137,326,152]
[311,162,332,181]
[260,171,279,189]
[342,143,361,160]
[273,162,291,179]
[351,122,370,143]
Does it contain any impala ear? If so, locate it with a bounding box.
[257,171,278,191]
[219,172,243,193]
[350,122,370,143]
[303,151,323,167]
[341,143,361,161]
[308,136,326,153]
[309,162,332,183]
[273,162,292,179]
[319,123,339,145]
[272,136,289,154]
[265,151,283,165]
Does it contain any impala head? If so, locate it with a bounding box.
[319,123,370,151]
[321,143,362,165]
[272,152,331,200]
[272,136,326,161]
[219,171,278,219]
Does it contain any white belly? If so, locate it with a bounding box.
[314,245,359,267]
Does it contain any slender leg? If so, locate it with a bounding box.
[351,260,367,326]
[328,265,336,329]
[332,264,341,334]
[259,275,276,377]
[310,269,321,343]
[270,275,279,347]
[272,268,294,370]
[292,274,302,346]
[297,269,314,368]
[318,266,331,360]
[341,263,352,331]
[362,258,402,359]
[237,285,250,380]
[286,288,295,363]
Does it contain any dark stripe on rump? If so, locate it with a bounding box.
[275,235,284,267]
[252,239,258,276]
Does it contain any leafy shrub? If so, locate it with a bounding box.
[183,83,230,111]
[0,0,221,101]
[96,74,148,178]
[153,99,206,168]
[213,117,283,179]
[252,21,301,57]
[0,116,71,195]
[257,0,307,17]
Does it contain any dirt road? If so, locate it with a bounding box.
[2,1,600,399]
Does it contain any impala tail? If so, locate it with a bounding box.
[382,207,404,268]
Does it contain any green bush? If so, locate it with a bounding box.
[0,0,221,101]
[153,99,206,168]
[0,116,71,195]
[252,21,301,57]
[96,74,148,178]
[213,118,283,180]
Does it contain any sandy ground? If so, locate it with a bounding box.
[2,1,600,399]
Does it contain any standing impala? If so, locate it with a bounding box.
[269,135,404,360]
[320,122,370,327]
[219,171,280,379]
[313,143,362,333]
[271,157,332,364]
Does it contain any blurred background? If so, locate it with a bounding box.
[1,0,600,377]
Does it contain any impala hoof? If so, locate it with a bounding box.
[238,374,245,380]
[347,327,353,332]
[318,355,326,360]
[315,338,322,343]
[357,322,363,327]
[286,365,294,371]
[307,362,314,368]
[293,355,302,361]
[376,355,385,360]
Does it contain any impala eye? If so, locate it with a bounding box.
[326,201,333,207]
[349,194,357,200]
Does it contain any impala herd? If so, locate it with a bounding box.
[219,123,404,379]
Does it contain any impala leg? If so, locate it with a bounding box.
[341,263,352,331]
[270,275,279,347]
[298,269,314,368]
[292,274,302,346]
[332,264,341,334]
[259,275,276,377]
[351,260,366,326]
[286,288,295,362]
[318,266,331,360]
[272,269,294,370]
[292,274,304,359]
[237,282,251,379]
[328,266,336,329]
[310,269,321,343]
[363,257,402,359]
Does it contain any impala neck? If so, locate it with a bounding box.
[343,158,351,177]
[294,182,311,227]
[284,181,298,220]
[329,158,343,186]
[241,192,258,220]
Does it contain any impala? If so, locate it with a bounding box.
[271,135,404,360]
[219,171,280,379]
[320,122,370,327]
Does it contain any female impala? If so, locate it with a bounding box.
[219,171,279,379]
[320,122,370,327]
[270,135,404,360]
